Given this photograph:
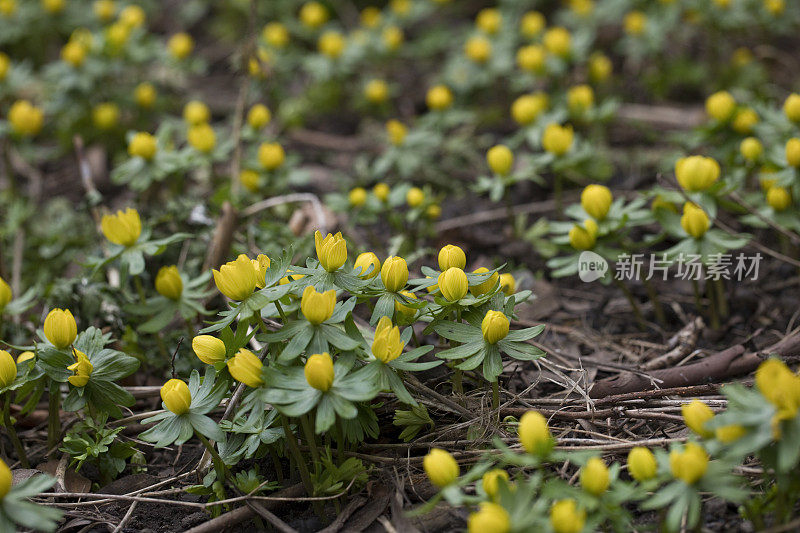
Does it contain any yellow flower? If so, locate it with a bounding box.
[155,266,183,300]
[354,252,380,279]
[390,0,410,16]
[382,26,404,51]
[301,285,336,325]
[516,44,546,73]
[481,469,509,500]
[213,254,259,301]
[581,184,612,220]
[364,79,389,104]
[518,410,552,455]
[705,91,736,122]
[624,10,647,35]
[0,350,16,388]
[765,0,784,15]
[682,400,714,438]
[0,276,11,311]
[0,459,11,500]
[487,145,513,176]
[134,82,156,108]
[567,85,594,114]
[464,36,491,63]
[767,186,791,212]
[381,256,409,292]
[305,352,334,391]
[386,120,407,146]
[550,499,585,533]
[542,123,574,156]
[16,351,35,364]
[372,316,404,363]
[61,41,87,67]
[299,1,328,28]
[315,231,347,272]
[426,85,453,111]
[262,22,289,48]
[406,187,425,207]
[438,268,468,301]
[92,103,119,130]
[0,52,9,81]
[128,132,157,160]
[740,137,763,162]
[783,93,800,123]
[543,27,571,57]
[732,107,758,134]
[188,124,216,153]
[93,0,115,21]
[580,457,610,495]
[481,310,509,344]
[101,208,141,246]
[670,442,708,484]
[160,378,191,415]
[467,502,510,533]
[67,349,93,388]
[471,267,499,296]
[251,254,270,289]
[476,8,501,34]
[0,0,15,16]
[44,308,77,349]
[240,170,260,192]
[681,202,710,239]
[755,358,800,435]
[394,290,418,324]
[318,31,345,58]
[499,273,515,295]
[627,447,657,481]
[247,104,271,130]
[9,100,44,137]
[192,335,226,365]
[423,448,458,487]
[588,52,612,83]
[42,0,64,14]
[569,220,597,251]
[716,424,746,443]
[511,93,548,126]
[570,0,593,16]
[438,245,466,271]
[675,155,720,192]
[119,4,145,28]
[427,204,442,219]
[360,6,381,28]
[228,348,264,387]
[258,142,285,170]
[348,187,367,207]
[105,22,131,49]
[183,100,210,125]
[373,182,390,201]
[520,11,545,37]
[786,138,800,167]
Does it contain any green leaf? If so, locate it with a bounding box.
[434,321,483,343]
[189,413,225,442]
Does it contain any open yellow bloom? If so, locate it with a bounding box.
[301,286,336,325]
[192,335,226,365]
[0,350,17,388]
[67,349,93,388]
[315,231,347,272]
[155,266,183,300]
[481,310,509,344]
[438,268,468,301]
[372,316,404,363]
[213,254,259,301]
[423,448,458,487]
[101,208,141,247]
[228,348,264,387]
[160,378,191,415]
[305,352,334,391]
[251,254,271,289]
[44,308,77,349]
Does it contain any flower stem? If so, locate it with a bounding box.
[643,278,667,326]
[2,393,28,468]
[47,380,61,455]
[281,416,323,517]
[195,431,226,481]
[300,414,320,471]
[274,300,288,323]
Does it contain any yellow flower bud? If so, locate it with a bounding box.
[481,469,509,500]
[569,221,596,251]
[100,207,141,247]
[740,137,763,162]
[581,184,613,220]
[767,186,792,212]
[8,100,44,137]
[61,41,87,67]
[0,52,9,81]
[228,348,264,387]
[305,352,334,391]
[386,120,407,146]
[550,499,585,533]
[354,252,380,279]
[106,22,131,49]
[675,155,720,192]
[426,85,453,111]
[247,104,271,129]
[716,424,746,443]
[42,0,64,14]
[359,6,381,27]
[301,285,336,325]
[364,79,389,104]
[624,10,647,35]
[481,310,509,344]
[390,0,409,16]
[16,351,35,364]
[318,31,345,58]
[705,91,736,122]
[786,138,800,167]
[300,1,328,28]
[134,82,156,108]
[487,145,513,176]
[258,142,285,170]
[427,204,442,219]
[669,442,708,484]
[423,448,458,487]
[192,335,227,365]
[438,268,468,301]
[155,266,183,300]
[382,25,404,51]
[0,276,11,311]
[520,11,545,37]
[406,187,425,207]
[465,36,491,63]
[380,256,409,292]
[627,447,657,481]
[467,502,510,533]
[67,349,93,388]
[394,290,418,324]
[476,7,500,34]
[93,0,115,21]
[262,22,289,48]
[128,132,157,160]
[119,5,145,28]
[373,182,390,201]
[168,32,194,60]
[183,100,210,125]
[315,231,347,272]
[471,267,499,297]
[754,358,800,425]
[92,103,119,130]
[589,52,612,83]
[543,27,571,57]
[516,44,546,73]
[438,245,466,271]
[580,456,610,495]
[542,123,574,156]
[0,459,11,500]
[372,316,404,363]
[44,308,77,349]
[188,124,216,153]
[240,170,260,192]
[567,85,594,114]
[681,202,710,239]
[784,93,800,123]
[0,350,17,388]
[732,107,758,134]
[160,378,191,415]
[0,0,15,16]
[765,0,785,15]
[349,187,367,207]
[570,0,593,15]
[511,93,548,126]
[499,273,515,295]
[213,254,259,301]
[518,410,552,455]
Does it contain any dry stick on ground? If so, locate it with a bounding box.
[241,192,329,236]
[202,201,238,273]
[728,190,800,246]
[642,316,703,370]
